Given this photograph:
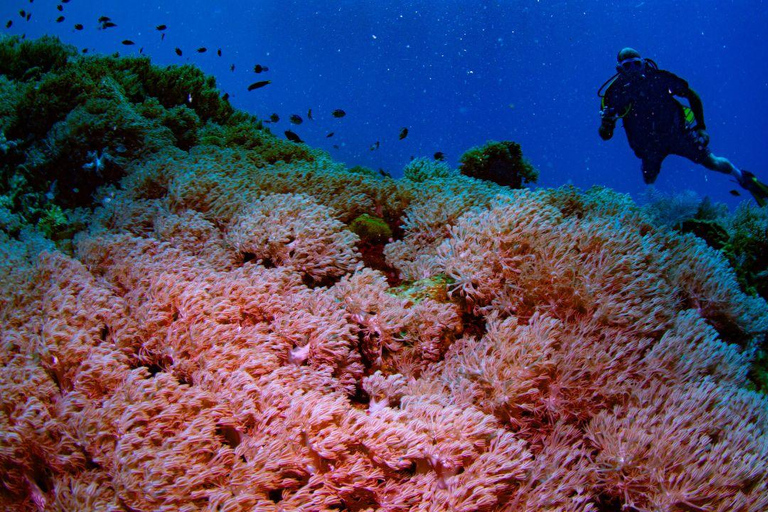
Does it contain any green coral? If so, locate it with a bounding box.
[722,203,768,298]
[35,203,68,238]
[458,140,538,189]
[349,214,392,244]
[0,34,315,242]
[403,157,456,183]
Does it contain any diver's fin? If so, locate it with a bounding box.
[740,170,768,207]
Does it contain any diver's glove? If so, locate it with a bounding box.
[599,108,617,140]
[599,122,615,140]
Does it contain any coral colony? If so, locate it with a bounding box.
[2,35,768,511]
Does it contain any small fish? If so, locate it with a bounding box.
[98,16,111,23]
[175,47,182,56]
[196,47,207,53]
[307,109,313,120]
[161,33,165,41]
[253,64,268,73]
[5,20,12,28]
[74,23,83,30]
[217,48,222,57]
[290,114,303,125]
[19,10,26,18]
[156,24,167,31]
[332,109,346,118]
[434,151,445,160]
[284,130,303,143]
[399,127,408,140]
[333,144,340,149]
[370,141,380,151]
[57,5,63,12]
[247,80,271,91]
[379,168,392,178]
[56,15,65,22]
[326,132,334,138]
[230,64,235,71]
[102,21,117,29]
[222,92,229,101]
[269,113,280,123]
[139,47,144,54]
[26,12,32,21]
[61,0,70,3]
[81,48,88,53]
[122,40,135,46]
[730,189,741,196]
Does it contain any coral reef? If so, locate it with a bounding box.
[458,140,539,189]
[0,34,311,243]
[2,39,768,511]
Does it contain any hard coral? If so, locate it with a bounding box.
[458,140,539,189]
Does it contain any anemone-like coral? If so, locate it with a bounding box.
[2,40,768,511]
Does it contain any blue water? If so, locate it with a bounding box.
[3,0,767,207]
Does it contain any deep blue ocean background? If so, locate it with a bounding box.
[3,0,767,208]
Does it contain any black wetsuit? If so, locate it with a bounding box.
[603,68,711,183]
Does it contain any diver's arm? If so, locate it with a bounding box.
[682,88,706,130]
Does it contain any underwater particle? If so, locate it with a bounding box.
[196,47,207,53]
[74,23,83,30]
[434,151,445,160]
[307,108,313,120]
[217,48,222,56]
[290,114,303,125]
[156,24,167,30]
[247,80,271,91]
[175,47,182,56]
[730,190,741,196]
[399,127,408,140]
[332,109,346,118]
[253,64,269,73]
[284,130,303,143]
[122,40,135,45]
[326,132,334,138]
[269,113,280,123]
[333,144,339,149]
[56,16,65,22]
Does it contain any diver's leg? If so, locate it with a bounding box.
[641,156,664,184]
[701,153,742,181]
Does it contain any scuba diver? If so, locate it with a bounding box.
[598,47,768,206]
